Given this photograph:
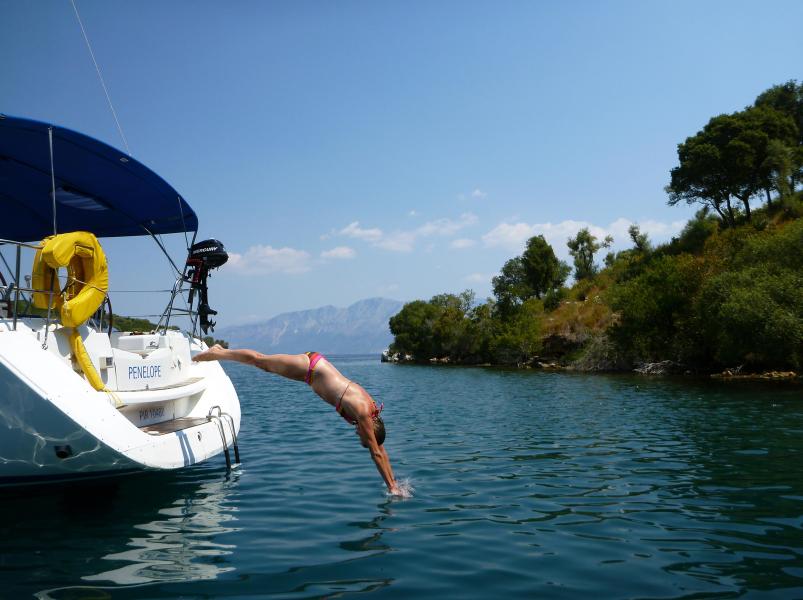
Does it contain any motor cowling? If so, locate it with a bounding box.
[185,239,228,334]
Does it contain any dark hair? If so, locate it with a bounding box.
[374,416,386,446]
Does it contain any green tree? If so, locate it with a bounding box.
[665,208,719,255]
[467,300,499,361]
[607,254,707,364]
[522,235,571,297]
[755,80,803,192]
[491,257,531,317]
[690,219,803,369]
[628,224,651,253]
[431,290,474,314]
[389,291,484,361]
[667,107,798,225]
[492,235,568,317]
[388,300,442,360]
[110,314,159,332]
[603,225,651,281]
[567,228,612,280]
[430,291,475,360]
[110,314,178,332]
[695,268,802,369]
[489,298,543,365]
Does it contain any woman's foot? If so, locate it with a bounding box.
[193,343,226,362]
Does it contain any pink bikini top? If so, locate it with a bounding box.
[305,352,383,424]
[335,385,383,425]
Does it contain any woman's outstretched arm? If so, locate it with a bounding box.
[356,415,398,493]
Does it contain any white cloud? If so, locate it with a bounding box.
[339,221,383,243]
[482,218,686,256]
[417,213,478,237]
[336,212,479,253]
[482,222,541,250]
[464,272,487,283]
[321,246,356,260]
[227,245,311,274]
[459,188,488,201]
[377,230,417,252]
[451,238,476,249]
[409,209,418,217]
[631,218,687,239]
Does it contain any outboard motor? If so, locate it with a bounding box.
[185,239,228,334]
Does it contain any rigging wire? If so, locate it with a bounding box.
[69,0,131,156]
[177,196,190,252]
[48,127,57,235]
[158,233,182,277]
[68,2,200,335]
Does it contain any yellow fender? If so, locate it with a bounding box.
[32,232,109,391]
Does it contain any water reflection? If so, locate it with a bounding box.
[340,499,395,553]
[0,468,240,598]
[81,472,240,586]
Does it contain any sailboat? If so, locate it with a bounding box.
[0,114,241,486]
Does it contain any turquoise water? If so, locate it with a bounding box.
[3,356,803,599]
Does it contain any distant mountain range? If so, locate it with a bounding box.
[215,298,404,354]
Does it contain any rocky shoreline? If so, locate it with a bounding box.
[381,350,799,381]
[710,369,799,381]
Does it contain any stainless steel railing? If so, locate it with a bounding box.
[0,239,202,340]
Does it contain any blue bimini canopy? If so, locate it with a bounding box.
[0,114,198,242]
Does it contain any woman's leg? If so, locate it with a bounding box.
[194,345,309,381]
[252,353,309,381]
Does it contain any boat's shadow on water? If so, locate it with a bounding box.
[0,466,242,598]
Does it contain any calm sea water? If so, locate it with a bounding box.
[2,356,803,599]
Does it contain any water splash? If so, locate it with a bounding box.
[389,478,414,499]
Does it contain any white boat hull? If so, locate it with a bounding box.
[0,323,241,486]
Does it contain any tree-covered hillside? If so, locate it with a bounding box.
[389,82,803,373]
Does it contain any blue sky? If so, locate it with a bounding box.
[3,1,802,326]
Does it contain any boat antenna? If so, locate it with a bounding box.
[70,0,131,156]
